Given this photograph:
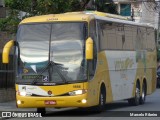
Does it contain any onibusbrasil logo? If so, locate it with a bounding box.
[1,112,42,118]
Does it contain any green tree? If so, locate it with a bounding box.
[0,10,20,33]
[86,0,118,14]
[4,0,91,15]
[0,0,117,33]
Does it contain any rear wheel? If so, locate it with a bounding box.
[140,83,146,104]
[128,82,140,106]
[37,108,46,116]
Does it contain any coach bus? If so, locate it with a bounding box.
[2,11,157,114]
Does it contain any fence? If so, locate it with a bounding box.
[0,54,15,102]
[0,31,15,102]
[0,54,15,89]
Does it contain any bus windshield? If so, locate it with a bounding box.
[16,22,87,85]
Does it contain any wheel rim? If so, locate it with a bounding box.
[142,89,145,100]
[141,85,146,102]
[100,93,104,105]
[136,87,140,101]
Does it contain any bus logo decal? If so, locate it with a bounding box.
[43,76,49,82]
[73,85,81,88]
[47,90,52,95]
[115,58,134,71]
[23,69,28,74]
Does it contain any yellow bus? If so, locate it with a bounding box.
[2,11,157,114]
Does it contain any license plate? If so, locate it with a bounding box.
[45,100,56,105]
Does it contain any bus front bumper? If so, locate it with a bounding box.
[16,94,88,108]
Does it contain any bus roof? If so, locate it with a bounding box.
[20,13,93,24]
[20,11,154,28]
[95,15,154,28]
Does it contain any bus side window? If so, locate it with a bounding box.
[98,20,117,50]
[124,25,134,50]
[88,19,97,78]
[146,28,155,50]
[136,27,143,50]
[116,24,124,50]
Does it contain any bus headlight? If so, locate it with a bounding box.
[17,100,21,105]
[17,90,32,96]
[69,89,87,96]
[19,91,27,96]
[82,99,87,103]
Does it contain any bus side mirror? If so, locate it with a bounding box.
[85,37,93,60]
[2,40,15,64]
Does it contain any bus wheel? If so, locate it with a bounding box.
[37,108,46,116]
[140,83,146,104]
[96,88,106,112]
[128,82,140,106]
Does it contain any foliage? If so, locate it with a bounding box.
[4,0,91,15]
[0,0,117,33]
[0,10,20,33]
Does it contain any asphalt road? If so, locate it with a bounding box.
[1,88,160,120]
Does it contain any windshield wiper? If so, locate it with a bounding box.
[50,61,67,83]
[32,61,67,85]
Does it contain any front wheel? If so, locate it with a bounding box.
[95,89,106,112]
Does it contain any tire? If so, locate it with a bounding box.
[37,108,46,116]
[95,88,106,112]
[140,83,146,104]
[128,82,140,106]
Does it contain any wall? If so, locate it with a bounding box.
[140,2,158,29]
[0,88,15,102]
